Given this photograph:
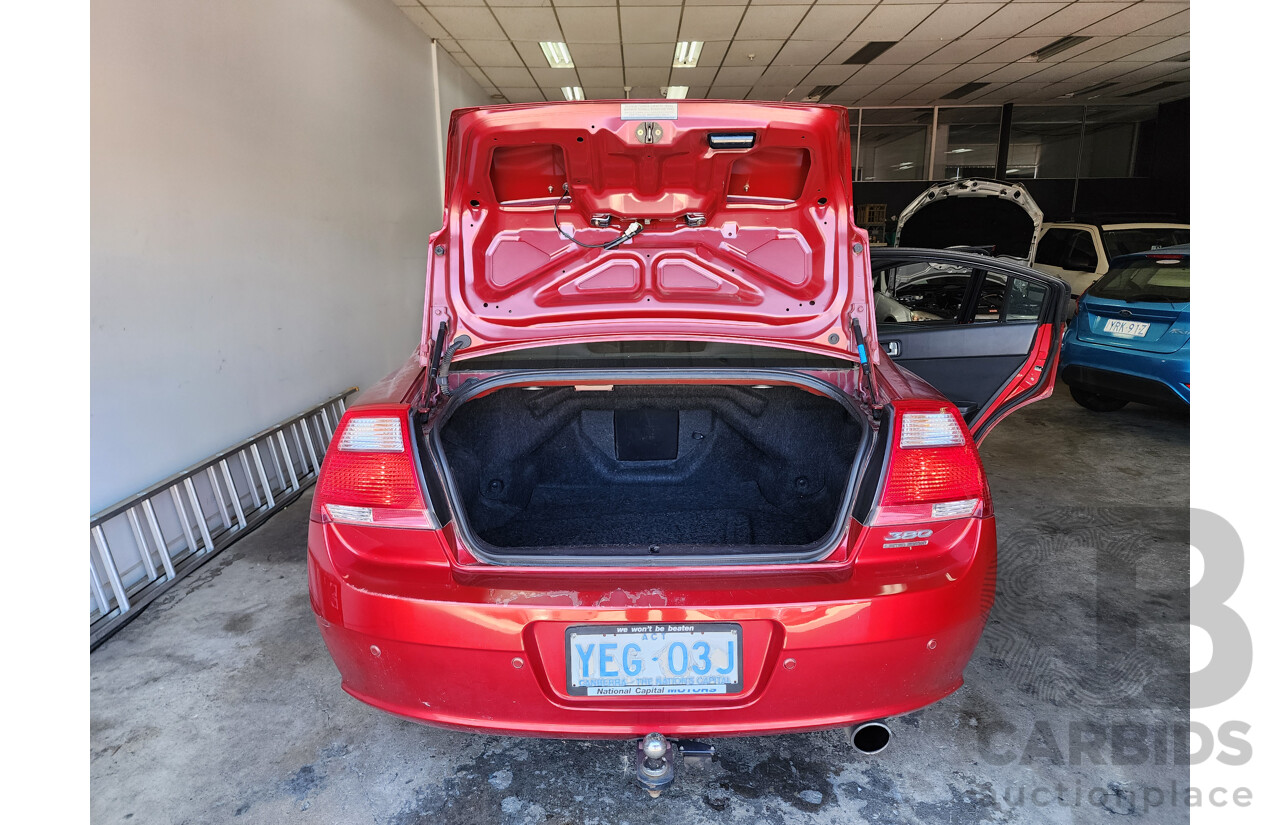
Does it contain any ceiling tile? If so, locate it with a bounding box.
[625,43,677,67]
[485,66,538,85]
[553,0,621,6]
[869,39,948,64]
[582,86,621,99]
[530,67,580,86]
[969,36,1059,63]
[512,40,551,65]
[890,62,961,84]
[850,3,940,40]
[1138,9,1190,36]
[429,7,508,40]
[1069,35,1166,62]
[775,40,843,65]
[464,65,492,86]
[964,3,1068,39]
[906,3,1005,41]
[1077,3,1187,36]
[490,7,563,41]
[421,0,488,6]
[618,0,683,5]
[564,42,624,66]
[791,6,875,41]
[489,0,555,5]
[678,7,747,40]
[501,88,546,103]
[558,8,620,43]
[1119,35,1190,63]
[749,85,799,100]
[576,67,624,86]
[402,9,448,39]
[848,63,913,85]
[801,65,860,85]
[721,40,785,67]
[1020,61,1102,83]
[921,37,1007,64]
[1020,3,1128,37]
[458,40,526,67]
[620,7,681,43]
[758,64,812,85]
[623,66,671,85]
[707,86,753,100]
[714,65,768,86]
[689,41,732,66]
[976,61,1056,82]
[668,66,720,86]
[735,6,810,40]
[932,63,1006,84]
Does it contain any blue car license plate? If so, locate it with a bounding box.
[566,623,743,697]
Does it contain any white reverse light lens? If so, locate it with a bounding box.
[899,412,964,448]
[338,417,404,452]
[326,504,373,523]
[932,499,979,519]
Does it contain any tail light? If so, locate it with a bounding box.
[872,402,991,526]
[310,405,437,529]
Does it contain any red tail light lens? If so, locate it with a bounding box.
[873,402,991,526]
[310,405,436,529]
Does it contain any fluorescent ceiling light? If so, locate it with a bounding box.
[664,86,689,99]
[673,41,704,68]
[540,41,574,69]
[947,148,973,154]
[561,86,585,101]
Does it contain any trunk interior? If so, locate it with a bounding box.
[434,383,864,557]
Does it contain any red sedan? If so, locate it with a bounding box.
[307,102,1065,774]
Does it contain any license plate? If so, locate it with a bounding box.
[566,623,743,697]
[1103,319,1150,337]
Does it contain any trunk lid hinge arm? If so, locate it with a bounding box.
[424,320,449,407]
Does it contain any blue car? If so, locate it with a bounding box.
[1058,246,1189,411]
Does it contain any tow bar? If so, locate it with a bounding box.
[634,733,716,797]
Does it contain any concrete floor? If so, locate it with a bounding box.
[91,389,1190,824]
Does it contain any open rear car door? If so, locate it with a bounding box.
[870,247,1069,443]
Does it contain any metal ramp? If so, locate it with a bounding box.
[89,388,356,649]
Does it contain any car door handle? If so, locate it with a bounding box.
[885,340,901,357]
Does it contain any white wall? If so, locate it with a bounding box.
[91,0,487,513]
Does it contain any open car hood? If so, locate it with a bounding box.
[421,101,875,364]
[895,179,1044,263]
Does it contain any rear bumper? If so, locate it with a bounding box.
[308,516,997,738]
[1059,334,1189,406]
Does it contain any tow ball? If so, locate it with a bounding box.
[634,733,716,798]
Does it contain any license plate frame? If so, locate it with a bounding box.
[565,622,744,697]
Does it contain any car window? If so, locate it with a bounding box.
[1033,229,1072,267]
[876,262,1051,327]
[1061,231,1099,272]
[1089,256,1190,303]
[1101,228,1191,259]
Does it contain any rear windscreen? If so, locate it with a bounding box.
[1090,257,1189,303]
[1101,228,1190,259]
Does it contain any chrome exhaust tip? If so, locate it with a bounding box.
[850,721,892,755]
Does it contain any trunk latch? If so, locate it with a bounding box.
[634,121,663,144]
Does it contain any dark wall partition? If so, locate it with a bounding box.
[852,98,1189,229]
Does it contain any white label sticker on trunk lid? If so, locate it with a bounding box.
[620,102,678,120]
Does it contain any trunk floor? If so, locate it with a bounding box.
[477,482,828,551]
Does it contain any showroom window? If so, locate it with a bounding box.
[930,107,1002,180]
[855,108,932,181]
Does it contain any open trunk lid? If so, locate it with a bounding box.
[421,101,876,365]
[895,179,1043,263]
